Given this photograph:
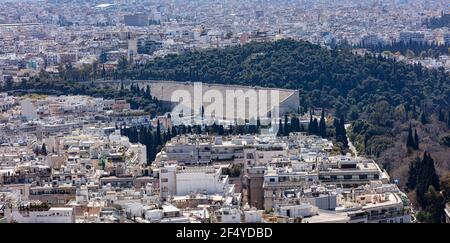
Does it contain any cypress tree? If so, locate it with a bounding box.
[128,126,139,143]
[406,157,419,190]
[448,111,450,128]
[218,125,224,135]
[426,153,440,192]
[414,128,419,150]
[319,108,327,138]
[308,111,313,134]
[256,117,261,133]
[187,125,192,134]
[335,115,348,148]
[283,114,290,136]
[171,126,177,137]
[34,146,39,156]
[156,120,161,146]
[277,119,283,137]
[420,111,427,124]
[312,118,319,135]
[41,143,47,156]
[421,186,445,223]
[416,152,441,208]
[163,131,168,144]
[202,106,205,120]
[438,108,445,122]
[145,85,152,99]
[291,116,300,132]
[335,118,340,140]
[147,131,155,163]
[138,126,147,145]
[406,122,415,149]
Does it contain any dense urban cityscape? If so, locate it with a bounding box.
[0,0,449,224]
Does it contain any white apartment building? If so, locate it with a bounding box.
[338,192,412,223]
[159,164,230,200]
[6,207,75,223]
[0,93,15,111]
[318,156,389,187]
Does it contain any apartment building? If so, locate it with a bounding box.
[159,164,230,200]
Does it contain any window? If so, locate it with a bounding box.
[269,178,275,182]
[359,175,368,180]
[344,175,352,180]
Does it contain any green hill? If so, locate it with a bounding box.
[130,39,448,118]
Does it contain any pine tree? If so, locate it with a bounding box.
[308,112,313,134]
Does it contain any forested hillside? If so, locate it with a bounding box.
[128,39,448,119]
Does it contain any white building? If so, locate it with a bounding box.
[7,207,75,223]
[20,99,37,121]
[159,164,230,200]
